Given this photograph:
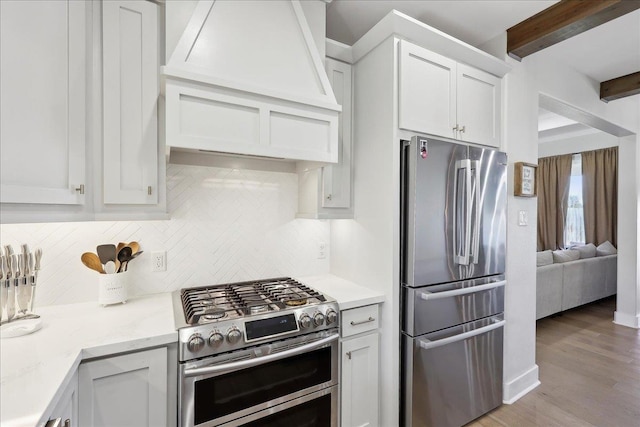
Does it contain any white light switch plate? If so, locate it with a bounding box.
[518,210,528,226]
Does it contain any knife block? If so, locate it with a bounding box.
[98,271,129,306]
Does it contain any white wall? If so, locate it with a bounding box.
[528,52,640,329]
[0,164,330,307]
[493,30,640,402]
[615,136,640,327]
[538,131,619,158]
[481,27,640,402]
[501,53,541,402]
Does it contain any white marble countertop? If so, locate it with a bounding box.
[0,292,177,427]
[298,274,385,310]
[0,275,383,427]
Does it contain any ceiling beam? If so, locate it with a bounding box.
[600,71,640,102]
[507,0,640,61]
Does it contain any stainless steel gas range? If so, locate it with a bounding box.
[172,277,340,427]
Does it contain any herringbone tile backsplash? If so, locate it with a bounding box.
[0,164,330,307]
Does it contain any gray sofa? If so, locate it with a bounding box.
[536,243,617,319]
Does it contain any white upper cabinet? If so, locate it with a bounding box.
[322,59,353,209]
[456,63,501,147]
[102,0,159,205]
[298,56,353,219]
[399,42,457,140]
[398,40,501,147]
[163,0,340,163]
[0,0,88,204]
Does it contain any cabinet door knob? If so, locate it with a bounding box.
[64,419,71,427]
[459,126,466,134]
[452,124,459,132]
[326,194,332,201]
[75,184,85,195]
[148,186,152,196]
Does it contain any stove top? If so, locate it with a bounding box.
[173,277,339,361]
[180,277,329,325]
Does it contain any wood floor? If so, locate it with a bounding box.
[469,297,640,427]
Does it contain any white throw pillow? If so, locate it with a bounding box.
[596,240,617,256]
[552,249,580,263]
[573,243,597,259]
[536,250,554,266]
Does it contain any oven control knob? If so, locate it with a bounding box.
[187,334,205,353]
[299,314,312,329]
[313,312,325,327]
[227,328,242,344]
[326,309,338,325]
[208,332,224,347]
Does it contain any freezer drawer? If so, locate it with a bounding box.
[403,275,505,336]
[403,315,504,427]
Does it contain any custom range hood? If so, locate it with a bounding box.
[163,0,341,164]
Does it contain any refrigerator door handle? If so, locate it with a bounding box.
[418,280,506,301]
[453,159,472,265]
[470,161,481,264]
[418,319,505,351]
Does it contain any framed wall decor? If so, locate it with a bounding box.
[514,162,537,197]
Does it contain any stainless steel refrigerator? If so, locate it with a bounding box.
[400,135,507,427]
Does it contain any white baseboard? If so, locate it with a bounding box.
[613,311,640,328]
[503,365,540,404]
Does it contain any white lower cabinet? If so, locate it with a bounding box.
[46,372,79,427]
[340,305,380,427]
[78,347,168,427]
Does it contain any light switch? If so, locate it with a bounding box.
[518,210,528,226]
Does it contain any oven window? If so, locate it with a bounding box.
[194,346,332,425]
[239,393,332,427]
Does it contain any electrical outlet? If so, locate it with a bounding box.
[151,251,166,272]
[318,242,326,259]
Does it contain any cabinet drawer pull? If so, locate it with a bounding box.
[350,316,375,326]
[75,184,85,195]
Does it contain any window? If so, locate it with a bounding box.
[565,154,585,247]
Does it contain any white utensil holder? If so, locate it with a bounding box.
[98,271,129,306]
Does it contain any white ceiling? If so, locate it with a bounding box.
[326,1,640,139]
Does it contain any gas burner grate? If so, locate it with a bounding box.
[180,277,328,325]
[259,277,327,306]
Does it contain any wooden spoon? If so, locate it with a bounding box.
[128,241,140,254]
[81,252,105,274]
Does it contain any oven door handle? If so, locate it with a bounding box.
[184,333,340,378]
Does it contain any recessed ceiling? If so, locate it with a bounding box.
[538,108,598,143]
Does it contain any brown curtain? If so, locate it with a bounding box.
[582,147,617,247]
[537,154,572,251]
